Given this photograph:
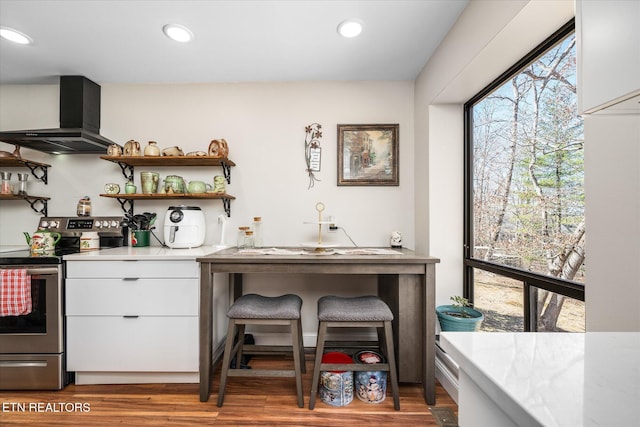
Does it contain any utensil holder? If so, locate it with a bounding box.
[131,230,150,247]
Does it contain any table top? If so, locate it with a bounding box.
[440,332,640,427]
[197,246,439,265]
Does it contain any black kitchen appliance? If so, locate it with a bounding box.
[0,216,125,390]
[0,76,117,154]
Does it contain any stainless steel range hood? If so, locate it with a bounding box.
[0,76,116,154]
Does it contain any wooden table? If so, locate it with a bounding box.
[197,247,439,405]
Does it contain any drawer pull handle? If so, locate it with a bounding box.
[122,278,139,281]
[123,315,139,319]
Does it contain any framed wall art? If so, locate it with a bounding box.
[337,124,399,186]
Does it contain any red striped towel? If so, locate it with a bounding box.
[0,269,32,316]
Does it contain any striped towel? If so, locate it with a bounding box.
[0,269,32,316]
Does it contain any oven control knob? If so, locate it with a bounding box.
[41,221,49,228]
[97,221,104,228]
[111,220,119,227]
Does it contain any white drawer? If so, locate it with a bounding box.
[67,316,198,372]
[66,278,198,315]
[66,260,199,279]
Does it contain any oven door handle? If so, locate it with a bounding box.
[25,267,60,276]
[0,360,48,368]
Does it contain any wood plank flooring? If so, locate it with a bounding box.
[0,355,458,426]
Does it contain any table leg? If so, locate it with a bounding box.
[199,263,213,402]
[424,263,436,405]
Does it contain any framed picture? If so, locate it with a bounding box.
[337,124,399,186]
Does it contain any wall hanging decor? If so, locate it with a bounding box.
[304,123,322,189]
[337,124,399,186]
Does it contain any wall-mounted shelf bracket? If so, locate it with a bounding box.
[220,160,232,184]
[23,161,49,184]
[25,196,48,216]
[222,198,231,217]
[116,162,135,182]
[115,198,134,216]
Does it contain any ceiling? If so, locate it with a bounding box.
[0,0,468,85]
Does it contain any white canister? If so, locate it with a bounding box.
[80,232,100,251]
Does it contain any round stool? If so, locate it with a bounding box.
[309,295,400,410]
[217,293,306,408]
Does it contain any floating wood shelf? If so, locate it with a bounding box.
[0,157,50,184]
[100,193,236,217]
[0,194,50,215]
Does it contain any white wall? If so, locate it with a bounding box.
[0,80,414,344]
[414,0,575,306]
[1,81,415,249]
[584,115,640,331]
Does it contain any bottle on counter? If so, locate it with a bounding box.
[77,196,91,217]
[237,226,250,249]
[252,216,263,247]
[244,230,255,249]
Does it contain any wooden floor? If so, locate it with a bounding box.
[0,355,458,426]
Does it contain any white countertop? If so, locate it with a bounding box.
[0,245,28,253]
[63,245,230,261]
[440,332,640,427]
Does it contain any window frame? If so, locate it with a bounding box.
[463,18,584,332]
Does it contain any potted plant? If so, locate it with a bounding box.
[436,296,484,331]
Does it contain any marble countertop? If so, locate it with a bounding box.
[440,332,640,427]
[63,245,230,261]
[0,245,29,253]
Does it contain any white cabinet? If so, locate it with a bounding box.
[66,260,200,384]
[577,0,640,114]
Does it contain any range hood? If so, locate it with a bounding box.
[0,76,116,154]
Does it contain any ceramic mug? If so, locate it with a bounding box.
[213,175,226,193]
[187,180,212,194]
[140,171,159,194]
[107,144,123,156]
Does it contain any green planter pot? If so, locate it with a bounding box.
[436,305,484,331]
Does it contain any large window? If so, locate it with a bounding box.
[464,20,585,332]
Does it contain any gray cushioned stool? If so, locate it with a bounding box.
[217,293,306,408]
[309,295,400,410]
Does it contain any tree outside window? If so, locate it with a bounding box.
[466,22,585,332]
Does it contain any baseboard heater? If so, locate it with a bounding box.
[435,338,460,404]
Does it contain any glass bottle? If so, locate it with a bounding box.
[252,217,263,247]
[77,196,91,217]
[17,173,28,195]
[1,171,12,194]
[237,226,250,248]
[244,230,255,249]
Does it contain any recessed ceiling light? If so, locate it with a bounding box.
[0,27,33,45]
[162,24,194,43]
[337,19,363,38]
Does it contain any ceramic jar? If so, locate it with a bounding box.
[163,175,185,193]
[80,231,100,251]
[125,180,137,194]
[144,141,161,156]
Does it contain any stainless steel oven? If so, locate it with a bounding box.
[0,264,65,390]
[0,216,125,390]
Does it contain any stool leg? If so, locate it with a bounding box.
[291,319,304,408]
[217,319,237,407]
[297,318,306,374]
[309,321,327,410]
[235,323,246,368]
[383,320,400,410]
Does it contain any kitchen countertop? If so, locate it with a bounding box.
[64,245,230,261]
[440,332,640,427]
[0,245,29,254]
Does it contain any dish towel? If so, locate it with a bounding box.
[0,268,32,316]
